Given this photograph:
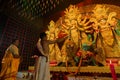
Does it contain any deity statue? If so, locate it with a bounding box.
[91,5,120,59]
[59,5,80,64]
[77,13,94,48]
[63,5,80,47]
[47,4,120,66]
[46,20,62,63]
[92,5,109,20]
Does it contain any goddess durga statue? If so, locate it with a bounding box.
[46,4,120,66]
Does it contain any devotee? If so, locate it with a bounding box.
[0,39,20,80]
[32,32,67,80]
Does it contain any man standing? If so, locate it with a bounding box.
[33,32,67,80]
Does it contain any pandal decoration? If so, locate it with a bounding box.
[46,4,120,74]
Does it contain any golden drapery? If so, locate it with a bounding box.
[0,51,20,80]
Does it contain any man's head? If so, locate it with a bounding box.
[39,32,47,40]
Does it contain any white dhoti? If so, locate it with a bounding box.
[34,56,50,80]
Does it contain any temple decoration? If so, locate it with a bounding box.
[46,4,120,69]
